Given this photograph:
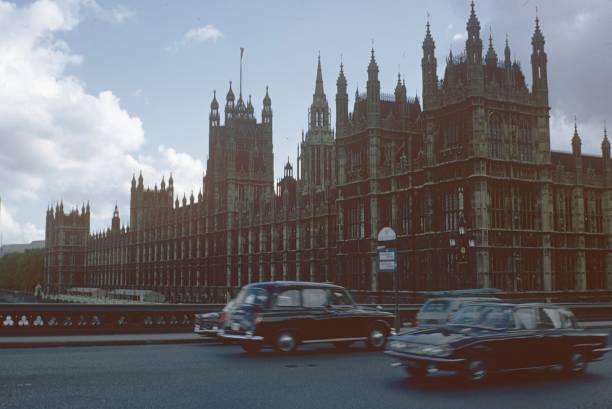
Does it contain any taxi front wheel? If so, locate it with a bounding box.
[275,330,298,353]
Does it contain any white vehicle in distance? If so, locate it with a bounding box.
[415,289,501,328]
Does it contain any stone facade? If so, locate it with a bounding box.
[45,4,612,300]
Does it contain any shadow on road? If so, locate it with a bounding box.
[385,369,607,396]
[203,342,377,359]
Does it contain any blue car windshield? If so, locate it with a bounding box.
[449,304,514,329]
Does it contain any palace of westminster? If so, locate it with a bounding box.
[44,4,612,300]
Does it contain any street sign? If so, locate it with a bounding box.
[377,227,396,242]
[377,247,397,273]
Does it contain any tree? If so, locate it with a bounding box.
[0,249,44,290]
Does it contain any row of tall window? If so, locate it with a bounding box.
[488,115,533,161]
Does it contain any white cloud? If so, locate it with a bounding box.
[0,202,44,245]
[0,0,202,243]
[550,110,606,155]
[452,32,467,42]
[165,24,223,52]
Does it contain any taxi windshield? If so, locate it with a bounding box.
[235,287,269,306]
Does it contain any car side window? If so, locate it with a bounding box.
[302,289,328,308]
[329,290,352,307]
[537,308,556,329]
[515,308,537,330]
[542,308,562,329]
[559,309,577,329]
[274,290,301,307]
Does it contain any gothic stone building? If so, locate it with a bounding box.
[45,4,612,300]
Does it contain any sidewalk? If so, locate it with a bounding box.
[0,332,212,349]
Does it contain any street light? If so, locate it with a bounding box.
[377,227,401,333]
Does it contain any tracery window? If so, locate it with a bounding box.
[489,115,503,159]
[518,122,532,161]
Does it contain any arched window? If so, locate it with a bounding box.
[488,115,503,159]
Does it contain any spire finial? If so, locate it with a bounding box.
[605,120,608,139]
[574,115,577,133]
[471,0,475,14]
[426,11,431,33]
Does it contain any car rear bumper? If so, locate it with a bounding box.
[384,350,466,371]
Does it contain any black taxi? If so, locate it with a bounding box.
[385,302,610,382]
[219,281,395,353]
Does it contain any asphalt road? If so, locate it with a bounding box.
[1,335,612,409]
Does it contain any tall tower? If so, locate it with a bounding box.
[531,14,548,105]
[421,19,437,110]
[111,205,120,232]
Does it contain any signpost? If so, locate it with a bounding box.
[377,227,401,333]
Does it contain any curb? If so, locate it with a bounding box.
[0,335,220,349]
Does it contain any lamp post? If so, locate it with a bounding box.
[377,227,400,333]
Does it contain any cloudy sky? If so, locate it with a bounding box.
[0,0,610,244]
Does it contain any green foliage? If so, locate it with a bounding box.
[0,249,44,290]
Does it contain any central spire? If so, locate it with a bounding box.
[308,54,330,131]
[315,52,324,97]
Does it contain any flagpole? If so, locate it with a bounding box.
[240,47,244,96]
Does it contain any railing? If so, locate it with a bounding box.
[0,304,223,336]
[1,300,612,336]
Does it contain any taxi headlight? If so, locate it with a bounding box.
[418,344,452,357]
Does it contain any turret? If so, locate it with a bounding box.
[465,1,483,86]
[246,95,254,119]
[394,73,406,118]
[366,48,380,127]
[209,90,220,127]
[137,170,143,190]
[168,173,174,205]
[572,120,582,157]
[225,81,235,122]
[531,13,548,105]
[131,174,136,192]
[284,158,293,178]
[485,33,497,67]
[262,86,272,125]
[602,124,610,162]
[504,35,511,69]
[336,62,348,138]
[421,19,437,110]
